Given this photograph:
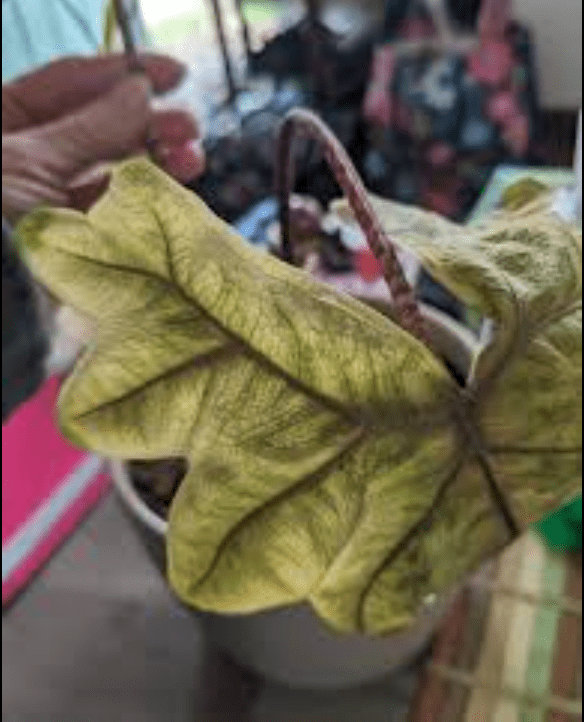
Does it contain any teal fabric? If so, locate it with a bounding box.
[2,0,149,84]
[2,0,104,82]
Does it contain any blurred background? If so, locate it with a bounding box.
[2,1,582,720]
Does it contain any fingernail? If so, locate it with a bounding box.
[140,55,187,94]
[157,140,205,183]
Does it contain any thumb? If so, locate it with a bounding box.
[37,75,153,178]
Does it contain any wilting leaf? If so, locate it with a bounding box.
[16,160,581,633]
[333,191,581,521]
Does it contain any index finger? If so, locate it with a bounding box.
[2,53,186,133]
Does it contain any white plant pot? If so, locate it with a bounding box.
[110,305,481,689]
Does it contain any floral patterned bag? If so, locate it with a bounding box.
[362,0,540,220]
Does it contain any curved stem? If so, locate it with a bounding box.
[276,107,429,347]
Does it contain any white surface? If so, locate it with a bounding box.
[551,186,580,224]
[514,0,582,109]
[140,0,200,26]
[550,115,581,224]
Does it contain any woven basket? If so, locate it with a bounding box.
[410,532,582,722]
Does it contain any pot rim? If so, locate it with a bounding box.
[111,458,168,537]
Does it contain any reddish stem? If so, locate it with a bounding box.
[276,107,429,346]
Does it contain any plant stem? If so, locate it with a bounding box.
[276,107,430,348]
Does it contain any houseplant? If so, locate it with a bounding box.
[107,298,480,689]
[15,110,581,688]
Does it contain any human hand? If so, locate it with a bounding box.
[2,54,205,222]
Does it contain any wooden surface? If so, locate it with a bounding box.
[409,535,582,722]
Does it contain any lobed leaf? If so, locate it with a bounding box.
[16,161,581,633]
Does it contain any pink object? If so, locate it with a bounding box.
[356,249,384,282]
[363,45,397,127]
[468,40,514,86]
[156,140,206,184]
[477,0,511,40]
[2,375,110,605]
[427,142,456,167]
[363,85,393,127]
[487,90,520,124]
[399,16,436,41]
[501,113,530,156]
[371,45,396,86]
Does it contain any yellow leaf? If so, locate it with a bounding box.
[16,161,581,633]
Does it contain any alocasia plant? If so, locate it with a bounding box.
[16,157,581,635]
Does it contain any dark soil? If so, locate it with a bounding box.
[127,458,187,520]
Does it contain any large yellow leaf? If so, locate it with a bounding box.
[333,193,581,383]
[16,160,581,633]
[334,191,581,523]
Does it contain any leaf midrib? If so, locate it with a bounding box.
[60,248,456,431]
[180,425,368,598]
